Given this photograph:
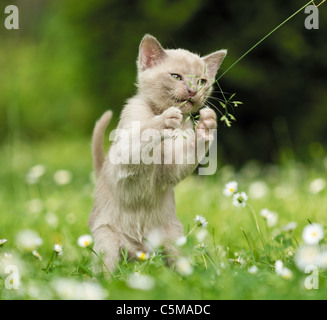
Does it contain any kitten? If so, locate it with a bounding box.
[89,34,227,273]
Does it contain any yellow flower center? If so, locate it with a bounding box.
[139,252,147,260]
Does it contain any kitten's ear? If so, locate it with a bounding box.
[202,50,227,80]
[138,34,168,71]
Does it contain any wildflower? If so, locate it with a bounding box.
[53,170,72,186]
[0,239,7,246]
[136,251,150,261]
[54,244,63,255]
[195,229,208,242]
[194,215,208,228]
[235,256,245,265]
[175,236,187,247]
[146,229,163,249]
[77,234,93,248]
[53,278,107,300]
[16,230,43,252]
[196,243,206,249]
[223,181,238,197]
[248,265,258,274]
[275,260,293,280]
[32,250,42,260]
[26,164,46,184]
[295,245,320,272]
[309,178,326,194]
[260,209,278,228]
[281,222,297,232]
[302,223,324,245]
[232,192,248,208]
[126,273,155,291]
[175,257,193,276]
[248,181,269,199]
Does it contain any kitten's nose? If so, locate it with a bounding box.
[188,89,197,98]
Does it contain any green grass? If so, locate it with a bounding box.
[0,137,327,300]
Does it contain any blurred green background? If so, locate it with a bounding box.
[1,0,326,166]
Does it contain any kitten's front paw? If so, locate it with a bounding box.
[197,108,217,141]
[161,107,183,129]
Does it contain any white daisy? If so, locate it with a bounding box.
[126,273,155,291]
[248,265,258,274]
[175,257,193,276]
[295,245,321,272]
[232,192,248,208]
[26,164,46,184]
[260,209,278,228]
[0,239,7,246]
[175,236,187,247]
[309,178,326,194]
[135,251,150,261]
[248,181,269,199]
[302,223,324,245]
[275,260,292,279]
[194,215,208,228]
[223,181,238,197]
[16,230,43,252]
[195,229,208,242]
[32,250,42,261]
[77,234,93,248]
[54,244,63,255]
[53,170,73,186]
[281,222,297,232]
[146,229,163,249]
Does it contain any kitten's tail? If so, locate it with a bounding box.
[92,110,113,177]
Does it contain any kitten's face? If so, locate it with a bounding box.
[137,35,227,115]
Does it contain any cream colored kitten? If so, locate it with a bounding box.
[89,34,226,273]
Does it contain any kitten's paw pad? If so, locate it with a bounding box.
[162,107,183,129]
[199,108,217,123]
[197,108,217,141]
[199,108,217,130]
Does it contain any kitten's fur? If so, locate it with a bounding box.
[89,34,226,272]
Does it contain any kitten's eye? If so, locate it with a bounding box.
[198,79,207,86]
[170,73,182,81]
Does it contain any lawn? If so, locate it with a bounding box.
[0,137,326,300]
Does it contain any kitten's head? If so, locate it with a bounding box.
[137,34,227,115]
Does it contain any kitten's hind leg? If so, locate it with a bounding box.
[91,225,122,275]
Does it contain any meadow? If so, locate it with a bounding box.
[0,136,326,300]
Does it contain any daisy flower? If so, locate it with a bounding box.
[0,239,7,246]
[281,222,297,232]
[136,251,150,261]
[248,265,258,274]
[53,170,73,186]
[26,164,46,184]
[175,257,193,276]
[77,234,93,248]
[309,178,326,194]
[54,244,63,255]
[126,273,155,291]
[175,236,187,247]
[302,223,324,245]
[194,215,208,228]
[233,192,248,208]
[295,245,321,272]
[16,230,43,252]
[275,260,293,280]
[260,209,278,228]
[223,181,238,197]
